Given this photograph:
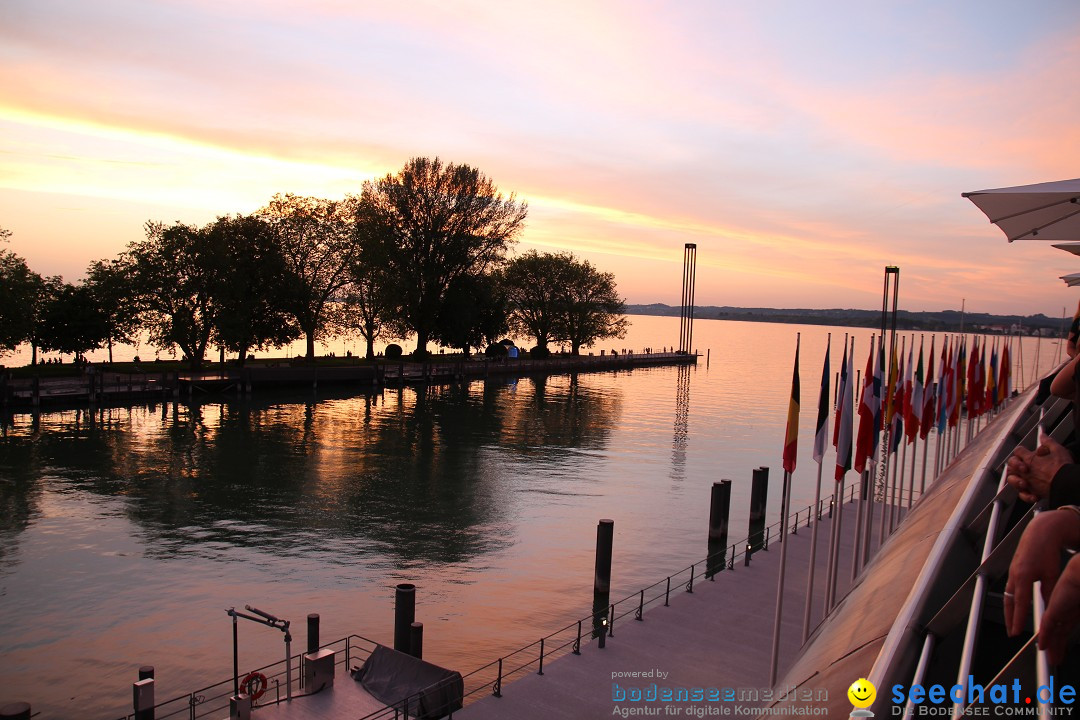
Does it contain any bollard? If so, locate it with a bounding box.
[139,665,155,681]
[410,622,424,659]
[708,480,732,544]
[748,467,769,553]
[0,703,31,720]
[593,519,614,595]
[394,584,416,654]
[307,613,320,654]
[133,678,154,720]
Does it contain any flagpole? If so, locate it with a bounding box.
[826,476,843,612]
[802,334,830,644]
[769,468,793,686]
[801,458,823,644]
[920,428,930,495]
[852,467,867,581]
[825,336,852,615]
[907,432,917,509]
[770,333,800,686]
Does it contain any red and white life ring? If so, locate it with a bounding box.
[241,671,268,700]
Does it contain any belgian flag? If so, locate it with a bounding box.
[783,335,800,473]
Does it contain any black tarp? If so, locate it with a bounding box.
[352,644,464,719]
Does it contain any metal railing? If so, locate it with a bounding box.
[114,635,377,720]
[435,482,862,708]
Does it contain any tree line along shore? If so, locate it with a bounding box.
[0,157,630,372]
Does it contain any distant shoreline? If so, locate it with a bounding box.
[626,304,1063,334]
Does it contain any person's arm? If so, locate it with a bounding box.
[1050,352,1080,398]
[1049,464,1080,508]
[1005,508,1080,637]
[1040,553,1080,666]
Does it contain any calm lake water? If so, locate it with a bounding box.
[0,316,1060,717]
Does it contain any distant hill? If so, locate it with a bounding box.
[626,304,1062,334]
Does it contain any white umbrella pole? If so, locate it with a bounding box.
[769,470,793,686]
[801,459,825,644]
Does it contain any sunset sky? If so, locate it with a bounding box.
[2,0,1079,317]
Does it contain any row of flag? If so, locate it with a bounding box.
[782,333,1014,479]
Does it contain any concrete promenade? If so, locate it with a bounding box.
[455,496,883,720]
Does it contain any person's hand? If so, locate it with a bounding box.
[1007,437,1073,503]
[1004,509,1080,637]
[1040,554,1080,666]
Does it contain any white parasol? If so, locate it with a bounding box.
[963,178,1080,242]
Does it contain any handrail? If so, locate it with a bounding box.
[113,634,376,720]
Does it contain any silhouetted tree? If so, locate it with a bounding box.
[557,258,628,355]
[258,194,358,361]
[85,257,140,363]
[503,250,574,355]
[208,214,299,364]
[359,157,527,356]
[38,282,106,361]
[0,230,43,358]
[433,273,508,356]
[129,221,220,370]
[335,222,402,360]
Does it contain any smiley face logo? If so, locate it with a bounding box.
[848,678,876,709]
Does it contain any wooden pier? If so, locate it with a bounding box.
[1,351,696,411]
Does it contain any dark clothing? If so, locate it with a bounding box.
[1050,464,1080,508]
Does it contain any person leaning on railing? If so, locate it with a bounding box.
[1004,506,1080,666]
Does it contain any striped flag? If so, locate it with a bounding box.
[783,335,801,473]
[908,337,923,442]
[835,340,854,481]
[813,336,831,464]
[998,340,1011,403]
[855,336,877,474]
[833,335,849,449]
[938,337,950,434]
[920,336,935,441]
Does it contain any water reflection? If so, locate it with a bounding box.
[0,376,623,570]
[671,365,692,479]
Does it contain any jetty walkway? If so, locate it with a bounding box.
[1,351,696,410]
[456,497,871,720]
[248,493,896,720]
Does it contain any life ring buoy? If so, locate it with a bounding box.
[242,671,268,700]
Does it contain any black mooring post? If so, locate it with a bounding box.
[307,613,320,654]
[410,622,424,659]
[394,584,416,653]
[0,703,31,720]
[748,467,769,553]
[593,519,614,595]
[139,665,154,681]
[707,480,731,577]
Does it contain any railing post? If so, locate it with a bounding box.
[686,564,695,593]
[636,590,644,621]
[792,510,799,535]
[538,638,545,675]
[608,604,615,637]
[493,659,503,697]
[665,577,671,606]
[573,621,582,655]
